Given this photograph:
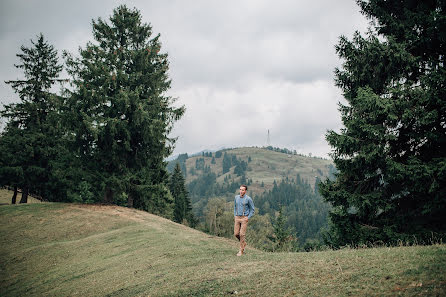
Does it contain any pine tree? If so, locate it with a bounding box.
[170,163,196,226]
[222,152,231,174]
[271,207,293,251]
[0,34,64,202]
[0,124,24,203]
[64,6,183,216]
[320,0,446,246]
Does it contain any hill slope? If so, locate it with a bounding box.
[1,203,445,296]
[181,147,334,197]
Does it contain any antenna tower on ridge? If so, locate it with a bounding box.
[267,129,271,146]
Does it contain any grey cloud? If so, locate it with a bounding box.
[161,0,368,89]
[1,0,368,157]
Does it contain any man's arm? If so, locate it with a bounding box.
[234,196,237,217]
[247,197,255,219]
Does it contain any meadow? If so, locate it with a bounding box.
[1,201,445,296]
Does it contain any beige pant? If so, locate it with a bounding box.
[234,216,249,251]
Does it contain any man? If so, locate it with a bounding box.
[234,184,255,256]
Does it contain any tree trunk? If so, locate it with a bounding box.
[103,187,114,204]
[127,192,134,208]
[11,186,18,204]
[19,187,28,204]
[214,208,217,234]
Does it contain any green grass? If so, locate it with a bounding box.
[1,203,445,296]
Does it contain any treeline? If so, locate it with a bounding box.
[168,150,332,251]
[0,6,194,224]
[263,145,324,159]
[264,146,297,155]
[256,176,330,247]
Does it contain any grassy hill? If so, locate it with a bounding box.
[181,147,334,197]
[1,202,445,296]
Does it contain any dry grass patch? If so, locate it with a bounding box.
[0,188,42,205]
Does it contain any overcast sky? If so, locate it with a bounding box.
[0,0,369,158]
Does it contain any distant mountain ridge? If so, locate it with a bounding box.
[169,146,335,197]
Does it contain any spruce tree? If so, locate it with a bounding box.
[64,5,184,216]
[0,124,24,203]
[320,0,446,246]
[272,207,293,251]
[170,163,196,226]
[0,34,64,202]
[222,152,231,174]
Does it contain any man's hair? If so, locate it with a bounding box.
[240,184,248,191]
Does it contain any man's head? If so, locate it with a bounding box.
[239,185,248,197]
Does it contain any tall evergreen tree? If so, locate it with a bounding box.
[0,124,25,203]
[222,152,231,174]
[170,163,186,223]
[64,6,184,216]
[0,34,64,202]
[320,0,446,246]
[271,206,293,251]
[170,163,196,226]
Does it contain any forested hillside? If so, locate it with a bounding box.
[168,147,335,250]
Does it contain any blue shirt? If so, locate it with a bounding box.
[234,194,255,219]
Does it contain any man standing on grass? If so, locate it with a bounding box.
[234,185,254,256]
